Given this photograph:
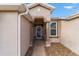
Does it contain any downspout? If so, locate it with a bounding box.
[17,4,29,56]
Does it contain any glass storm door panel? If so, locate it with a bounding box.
[36,26,43,39]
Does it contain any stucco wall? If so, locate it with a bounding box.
[20,16,31,56]
[29,6,51,22]
[0,12,18,56]
[61,18,79,55]
[50,20,61,43]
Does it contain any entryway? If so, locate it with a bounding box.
[33,17,46,41]
[31,17,46,56]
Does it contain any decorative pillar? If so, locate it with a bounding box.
[45,22,51,47]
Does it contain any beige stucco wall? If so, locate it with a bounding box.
[61,18,79,55]
[29,6,51,22]
[0,12,18,56]
[50,20,61,43]
[20,16,31,56]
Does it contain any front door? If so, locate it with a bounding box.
[36,26,43,39]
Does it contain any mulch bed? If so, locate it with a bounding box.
[45,43,78,56]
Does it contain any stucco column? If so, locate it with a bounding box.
[45,22,51,47]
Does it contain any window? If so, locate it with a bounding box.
[49,21,57,37]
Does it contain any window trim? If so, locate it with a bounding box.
[49,21,57,37]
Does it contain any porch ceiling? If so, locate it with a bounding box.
[34,18,44,25]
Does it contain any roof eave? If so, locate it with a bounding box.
[66,14,79,20]
[27,3,55,11]
[0,4,26,13]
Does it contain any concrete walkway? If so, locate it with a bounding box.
[32,40,46,56]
